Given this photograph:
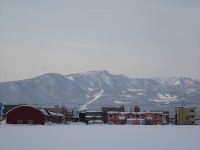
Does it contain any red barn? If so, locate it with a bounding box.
[6,105,46,125]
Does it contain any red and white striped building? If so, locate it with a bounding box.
[107,111,166,125]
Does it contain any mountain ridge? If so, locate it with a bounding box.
[0,71,200,112]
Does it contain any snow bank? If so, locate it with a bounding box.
[0,125,200,150]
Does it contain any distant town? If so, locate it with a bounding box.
[0,103,199,125]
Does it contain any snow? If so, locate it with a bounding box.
[153,93,179,104]
[102,75,113,85]
[87,88,95,92]
[124,95,132,98]
[156,77,178,85]
[80,77,105,110]
[67,76,74,81]
[127,88,145,92]
[88,90,104,104]
[0,124,200,150]
[186,88,196,94]
[114,100,130,104]
[48,111,64,116]
[80,90,104,110]
[174,80,181,85]
[10,84,17,91]
[137,92,144,96]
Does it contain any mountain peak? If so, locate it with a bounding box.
[37,73,63,78]
[0,71,200,113]
[79,70,110,75]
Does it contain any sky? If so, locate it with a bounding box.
[0,0,200,82]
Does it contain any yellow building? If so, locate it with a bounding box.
[176,107,197,125]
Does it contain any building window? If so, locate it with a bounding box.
[28,120,34,124]
[17,120,23,124]
[190,110,194,112]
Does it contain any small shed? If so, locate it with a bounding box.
[85,111,103,124]
[45,110,64,123]
[6,105,46,125]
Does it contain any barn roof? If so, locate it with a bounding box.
[6,105,48,116]
[6,105,65,118]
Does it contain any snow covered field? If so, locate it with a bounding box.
[1,124,200,150]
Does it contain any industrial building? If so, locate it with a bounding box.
[175,107,197,125]
[107,111,166,125]
[6,105,64,125]
[6,105,47,125]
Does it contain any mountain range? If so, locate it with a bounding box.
[0,70,200,113]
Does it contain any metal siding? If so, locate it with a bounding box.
[6,106,45,125]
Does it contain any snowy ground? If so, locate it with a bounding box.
[0,124,200,150]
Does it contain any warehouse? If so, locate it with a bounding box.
[6,105,47,125]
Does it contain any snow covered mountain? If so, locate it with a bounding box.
[0,71,200,112]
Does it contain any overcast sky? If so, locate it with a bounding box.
[0,0,200,82]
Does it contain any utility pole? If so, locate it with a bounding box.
[130,105,133,112]
[63,105,66,124]
[64,106,67,124]
[0,103,2,122]
[181,101,184,125]
[74,106,77,117]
